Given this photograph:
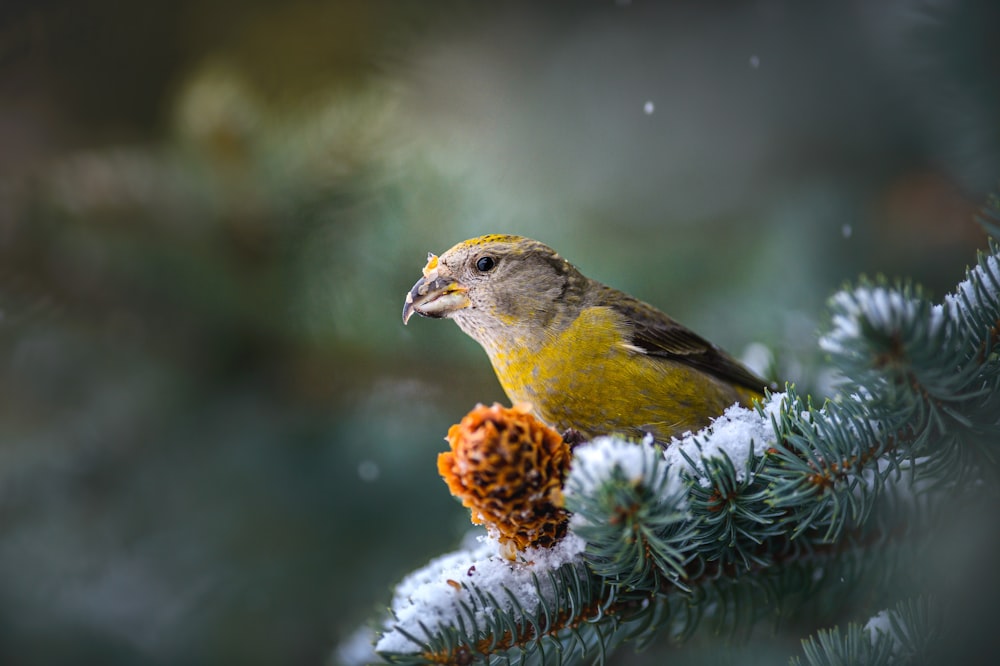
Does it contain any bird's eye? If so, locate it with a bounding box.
[475,255,496,272]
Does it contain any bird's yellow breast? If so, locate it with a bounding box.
[487,307,748,442]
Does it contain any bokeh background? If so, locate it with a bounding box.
[1,1,997,664]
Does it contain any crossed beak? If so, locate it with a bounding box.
[402,253,471,324]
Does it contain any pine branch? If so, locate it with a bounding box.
[791,597,944,666]
[346,218,1000,666]
[369,391,960,664]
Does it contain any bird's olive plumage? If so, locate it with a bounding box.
[403,234,769,443]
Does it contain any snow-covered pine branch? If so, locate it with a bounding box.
[343,217,1000,665]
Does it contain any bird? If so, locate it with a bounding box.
[402,234,772,443]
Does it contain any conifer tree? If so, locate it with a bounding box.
[341,192,1000,665]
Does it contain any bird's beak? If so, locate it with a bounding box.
[402,253,470,324]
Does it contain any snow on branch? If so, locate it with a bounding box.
[350,237,1000,665]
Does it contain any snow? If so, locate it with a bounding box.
[568,394,784,495]
[819,286,944,356]
[864,608,899,649]
[566,434,679,496]
[643,101,655,115]
[375,532,586,655]
[335,626,378,666]
[566,394,785,498]
[945,252,1000,315]
[740,342,773,378]
[664,393,783,485]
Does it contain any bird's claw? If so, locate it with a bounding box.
[560,428,587,448]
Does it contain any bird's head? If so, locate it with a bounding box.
[402,234,584,349]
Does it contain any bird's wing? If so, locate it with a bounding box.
[602,287,771,394]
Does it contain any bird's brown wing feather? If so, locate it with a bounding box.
[602,288,771,394]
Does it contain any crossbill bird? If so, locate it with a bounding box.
[402,234,772,443]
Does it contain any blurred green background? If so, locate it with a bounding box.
[0,1,997,664]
